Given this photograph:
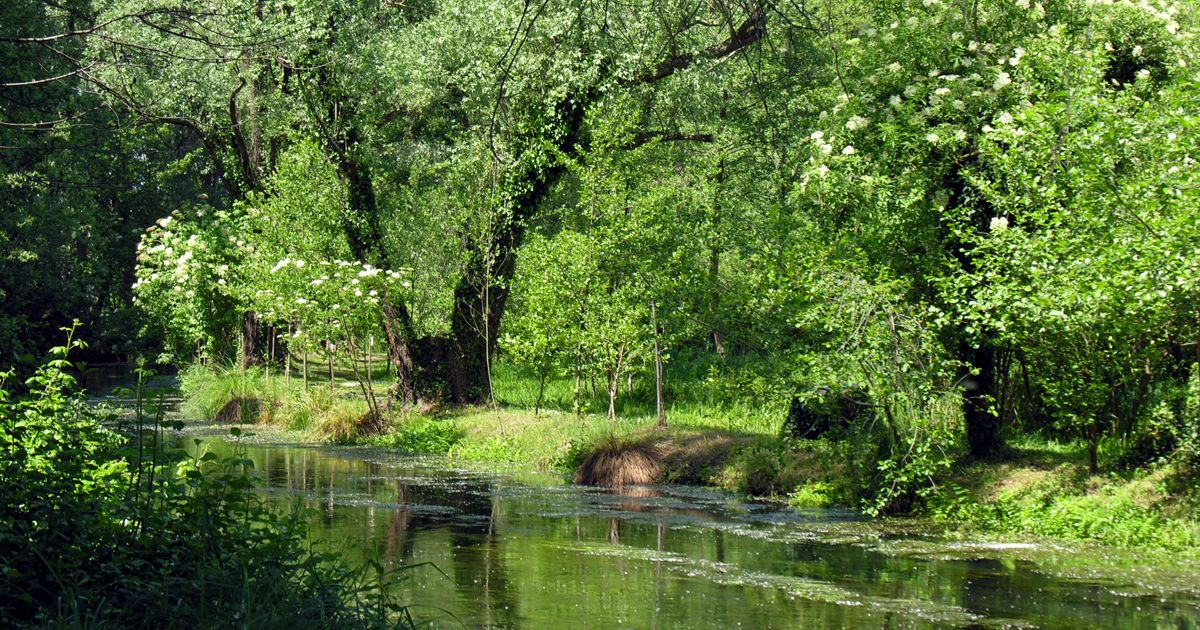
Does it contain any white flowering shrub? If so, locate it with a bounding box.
[132,208,245,362]
[952,14,1200,444]
[237,256,410,363]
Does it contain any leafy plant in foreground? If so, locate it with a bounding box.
[0,327,417,628]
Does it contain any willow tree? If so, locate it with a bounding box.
[357,0,776,405]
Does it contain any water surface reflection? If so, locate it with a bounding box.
[191,440,1200,629]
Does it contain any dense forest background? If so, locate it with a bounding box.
[3,0,1199,503]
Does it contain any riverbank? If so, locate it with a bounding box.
[169,435,1200,629]
[179,364,1200,554]
[375,407,1200,552]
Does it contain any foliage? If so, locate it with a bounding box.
[5,0,1200,545]
[788,482,845,510]
[132,207,246,363]
[367,416,463,454]
[181,362,381,436]
[0,330,411,627]
[928,475,1200,551]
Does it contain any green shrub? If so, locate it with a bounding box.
[787,482,843,509]
[0,331,411,627]
[928,474,1200,551]
[449,434,525,463]
[368,417,463,454]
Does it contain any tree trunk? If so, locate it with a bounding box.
[332,127,423,408]
[608,374,618,425]
[652,302,666,428]
[1087,420,1100,474]
[535,373,546,417]
[240,311,261,370]
[327,342,335,393]
[435,94,591,406]
[573,356,583,416]
[961,340,1002,459]
[941,153,1004,460]
[710,95,727,360]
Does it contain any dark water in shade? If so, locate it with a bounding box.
[186,439,1200,629]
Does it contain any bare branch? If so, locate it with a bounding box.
[0,64,96,88]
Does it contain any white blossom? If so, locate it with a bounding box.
[841,145,856,155]
[993,72,1012,90]
[926,133,941,144]
[990,216,1010,231]
[846,116,869,130]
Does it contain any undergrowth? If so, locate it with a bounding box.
[1,328,414,627]
[181,364,372,437]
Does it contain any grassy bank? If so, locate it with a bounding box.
[181,360,1200,553]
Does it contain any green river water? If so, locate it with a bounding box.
[189,437,1200,629]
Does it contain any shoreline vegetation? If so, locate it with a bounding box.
[180,357,1200,555]
[7,0,1200,625]
[1,333,412,628]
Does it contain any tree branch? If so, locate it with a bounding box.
[624,131,714,149]
[630,3,767,85]
[228,76,259,192]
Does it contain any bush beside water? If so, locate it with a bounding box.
[0,332,410,627]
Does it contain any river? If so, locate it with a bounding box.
[186,437,1200,629]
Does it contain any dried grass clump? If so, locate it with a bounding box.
[575,439,662,487]
[214,397,262,424]
[320,405,384,442]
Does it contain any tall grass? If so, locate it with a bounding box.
[180,364,371,437]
